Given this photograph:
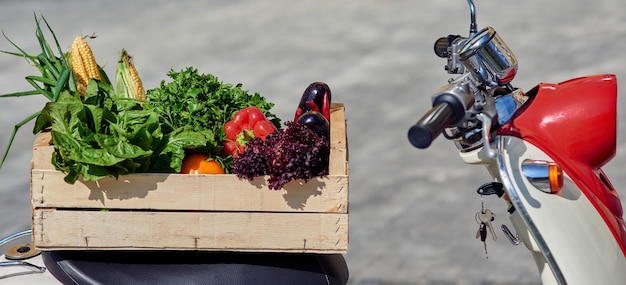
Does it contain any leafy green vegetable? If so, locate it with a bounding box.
[147,125,216,173]
[34,81,153,183]
[1,15,282,182]
[146,67,280,169]
[231,121,329,190]
[35,67,281,184]
[0,14,72,170]
[34,79,209,184]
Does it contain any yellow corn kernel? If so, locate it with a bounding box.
[115,49,145,100]
[69,36,101,94]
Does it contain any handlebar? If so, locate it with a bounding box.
[408,76,474,149]
[408,102,456,149]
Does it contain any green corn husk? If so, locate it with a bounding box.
[115,49,145,101]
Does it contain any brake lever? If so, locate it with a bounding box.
[472,91,498,158]
[477,112,496,159]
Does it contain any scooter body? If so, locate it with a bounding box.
[497,136,626,285]
[407,1,626,284]
[459,75,626,284]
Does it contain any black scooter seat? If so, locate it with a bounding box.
[42,250,349,285]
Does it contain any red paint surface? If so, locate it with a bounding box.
[499,74,626,255]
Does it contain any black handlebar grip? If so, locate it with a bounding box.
[408,103,456,149]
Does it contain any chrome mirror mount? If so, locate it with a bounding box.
[468,0,477,35]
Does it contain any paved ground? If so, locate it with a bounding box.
[1,1,625,284]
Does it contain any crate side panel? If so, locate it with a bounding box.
[33,210,348,253]
[329,103,348,176]
[31,131,54,170]
[31,170,348,213]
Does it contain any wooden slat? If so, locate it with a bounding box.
[33,210,348,253]
[31,170,348,212]
[329,103,348,176]
[31,131,54,170]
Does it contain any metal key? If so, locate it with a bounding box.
[475,221,488,258]
[475,208,497,259]
[475,222,485,240]
[477,209,497,241]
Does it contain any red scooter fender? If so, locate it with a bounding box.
[498,74,626,255]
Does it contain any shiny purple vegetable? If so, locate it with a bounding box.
[294,82,332,122]
[297,111,330,138]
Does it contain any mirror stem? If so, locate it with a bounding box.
[468,0,477,35]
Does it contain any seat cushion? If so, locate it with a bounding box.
[42,250,349,285]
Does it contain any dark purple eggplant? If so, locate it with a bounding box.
[294,82,332,122]
[297,111,330,139]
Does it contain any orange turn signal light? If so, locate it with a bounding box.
[521,159,563,194]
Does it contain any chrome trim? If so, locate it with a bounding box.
[0,229,45,274]
[521,160,552,193]
[476,113,496,158]
[0,261,46,273]
[0,230,31,248]
[501,224,521,245]
[459,27,518,87]
[496,136,566,284]
[467,0,477,35]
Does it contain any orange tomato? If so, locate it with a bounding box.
[180,154,226,174]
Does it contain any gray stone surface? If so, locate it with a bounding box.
[0,1,624,284]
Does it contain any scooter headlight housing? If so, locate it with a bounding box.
[459,27,518,87]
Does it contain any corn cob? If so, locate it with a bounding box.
[69,36,101,94]
[115,49,145,100]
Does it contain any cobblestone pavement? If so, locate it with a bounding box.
[1,1,625,284]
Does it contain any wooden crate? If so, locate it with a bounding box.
[31,103,348,253]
